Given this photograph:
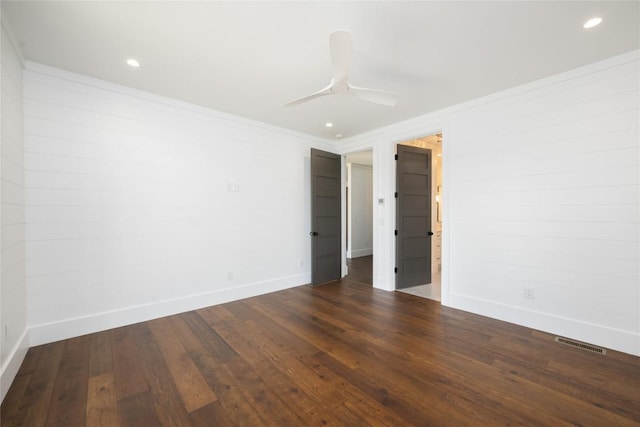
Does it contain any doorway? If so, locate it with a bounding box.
[395,134,442,300]
[345,150,373,285]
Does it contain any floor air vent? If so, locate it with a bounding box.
[555,337,606,355]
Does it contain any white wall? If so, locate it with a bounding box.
[23,62,333,346]
[339,50,640,356]
[0,22,28,401]
[347,163,373,258]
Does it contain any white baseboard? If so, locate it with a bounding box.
[347,248,373,259]
[449,292,640,356]
[29,273,310,347]
[1,329,29,403]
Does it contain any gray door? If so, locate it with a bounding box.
[310,148,341,285]
[396,145,432,289]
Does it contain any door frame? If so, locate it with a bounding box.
[391,130,447,304]
[336,126,449,306]
[340,148,375,280]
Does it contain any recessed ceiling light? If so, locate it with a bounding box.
[583,17,602,29]
[325,122,333,128]
[336,134,343,139]
[126,58,140,68]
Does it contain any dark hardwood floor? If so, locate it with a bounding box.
[346,255,372,285]
[2,268,639,426]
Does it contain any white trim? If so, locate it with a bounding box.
[23,61,334,149]
[0,329,29,403]
[449,292,640,356]
[340,143,376,285]
[341,154,348,277]
[347,248,373,259]
[29,273,310,346]
[439,123,452,307]
[337,49,639,149]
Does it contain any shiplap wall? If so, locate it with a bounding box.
[14,51,640,357]
[447,52,639,355]
[23,62,331,345]
[0,23,28,401]
[339,51,640,355]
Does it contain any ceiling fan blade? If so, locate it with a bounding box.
[349,85,398,107]
[284,82,333,107]
[330,30,352,83]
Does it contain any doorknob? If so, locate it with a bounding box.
[310,231,319,236]
[427,231,434,236]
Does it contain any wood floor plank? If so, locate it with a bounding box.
[45,335,90,427]
[116,390,161,427]
[0,347,43,424]
[226,321,354,426]
[111,326,149,400]
[180,310,238,362]
[129,322,194,427]
[198,304,309,426]
[439,344,638,426]
[148,317,217,413]
[7,340,65,427]
[201,303,404,426]
[492,358,640,423]
[223,356,308,426]
[252,296,505,425]
[0,372,32,424]
[170,312,266,426]
[250,296,520,422]
[15,345,43,376]
[188,401,234,426]
[3,258,639,426]
[88,330,113,377]
[188,350,265,426]
[85,373,118,427]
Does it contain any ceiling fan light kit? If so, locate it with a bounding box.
[285,30,398,107]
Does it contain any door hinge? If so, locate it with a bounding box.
[394,154,398,160]
[394,230,398,236]
[394,267,398,273]
[394,192,398,198]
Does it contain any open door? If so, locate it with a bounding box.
[310,148,341,285]
[396,145,432,289]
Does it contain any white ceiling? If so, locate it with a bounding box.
[3,1,638,141]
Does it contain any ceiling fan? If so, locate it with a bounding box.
[285,30,398,107]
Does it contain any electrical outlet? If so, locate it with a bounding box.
[297,259,303,269]
[227,271,234,280]
[524,287,535,300]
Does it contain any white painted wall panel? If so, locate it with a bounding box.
[447,55,639,354]
[0,23,27,402]
[340,51,640,355]
[23,62,328,344]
